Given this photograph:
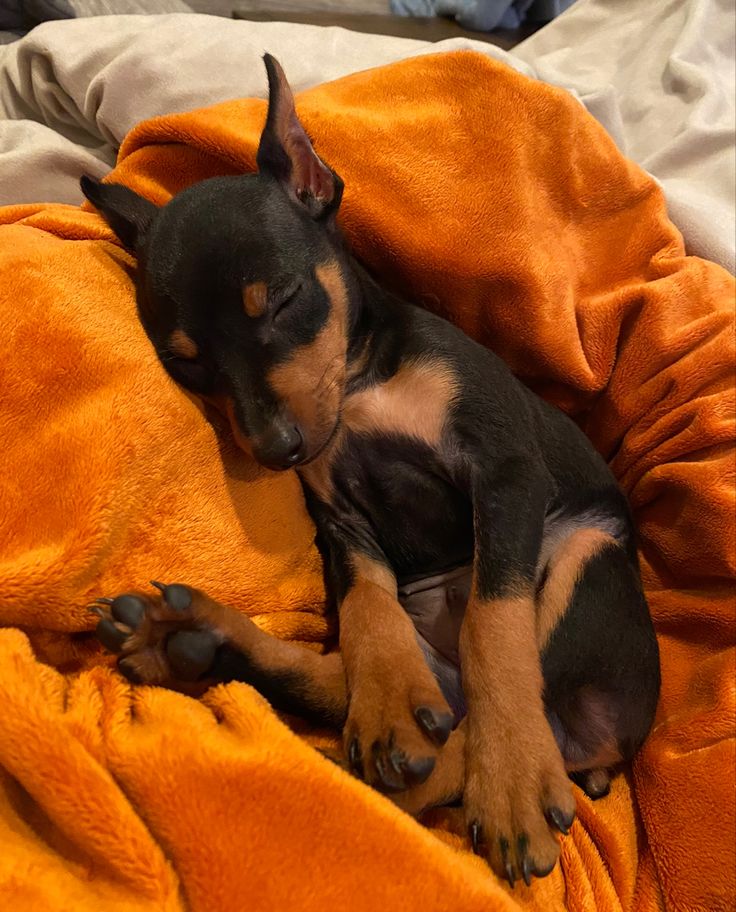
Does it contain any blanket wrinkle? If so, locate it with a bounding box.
[0,50,734,912]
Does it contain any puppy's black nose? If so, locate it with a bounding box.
[257,423,305,470]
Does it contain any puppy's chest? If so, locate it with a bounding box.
[302,369,455,502]
[301,377,474,577]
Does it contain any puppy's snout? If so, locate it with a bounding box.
[256,421,305,470]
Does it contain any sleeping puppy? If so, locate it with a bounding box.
[82,54,660,887]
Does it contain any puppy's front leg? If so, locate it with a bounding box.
[323,531,454,793]
[461,462,576,886]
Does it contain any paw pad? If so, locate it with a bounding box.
[89,592,148,653]
[166,629,219,681]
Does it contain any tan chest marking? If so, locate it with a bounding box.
[300,358,457,504]
[344,360,457,446]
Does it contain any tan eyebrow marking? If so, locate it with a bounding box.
[243,281,269,318]
[168,329,198,359]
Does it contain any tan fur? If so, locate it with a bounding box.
[268,262,348,457]
[192,591,347,719]
[168,328,198,359]
[536,529,617,650]
[345,344,372,382]
[242,281,268,318]
[460,589,575,879]
[350,551,398,596]
[299,357,457,505]
[343,360,456,446]
[99,569,448,792]
[297,444,336,504]
[392,722,466,816]
[339,551,450,787]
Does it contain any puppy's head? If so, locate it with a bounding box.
[82,55,350,471]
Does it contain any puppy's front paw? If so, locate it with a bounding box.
[89,582,222,685]
[344,670,453,794]
[465,735,576,887]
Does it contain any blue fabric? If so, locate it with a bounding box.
[390,0,575,32]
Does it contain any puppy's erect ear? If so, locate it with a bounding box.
[80,175,158,251]
[256,54,343,220]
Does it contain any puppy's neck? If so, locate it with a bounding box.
[344,258,408,392]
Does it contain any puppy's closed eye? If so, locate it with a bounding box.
[272,280,303,322]
[165,356,215,394]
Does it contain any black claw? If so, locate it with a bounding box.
[547,805,574,836]
[162,583,192,612]
[521,858,532,888]
[518,835,532,887]
[110,594,146,629]
[348,738,364,778]
[389,748,405,776]
[88,597,114,616]
[373,743,406,793]
[500,837,515,888]
[504,864,516,889]
[118,659,142,684]
[150,581,193,612]
[469,820,484,855]
[96,618,128,652]
[414,706,453,746]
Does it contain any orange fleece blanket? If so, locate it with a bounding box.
[0,51,734,912]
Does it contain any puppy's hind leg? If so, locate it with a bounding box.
[92,582,348,728]
[538,526,660,801]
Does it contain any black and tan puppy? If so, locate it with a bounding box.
[82,55,660,887]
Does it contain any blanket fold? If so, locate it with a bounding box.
[0,50,733,911]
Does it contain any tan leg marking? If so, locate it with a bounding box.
[339,553,453,791]
[536,529,618,651]
[188,590,346,720]
[461,590,575,883]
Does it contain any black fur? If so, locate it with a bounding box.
[81,54,660,778]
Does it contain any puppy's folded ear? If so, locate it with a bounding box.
[80,175,158,251]
[256,54,343,221]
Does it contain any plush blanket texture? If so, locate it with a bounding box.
[0,51,733,912]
